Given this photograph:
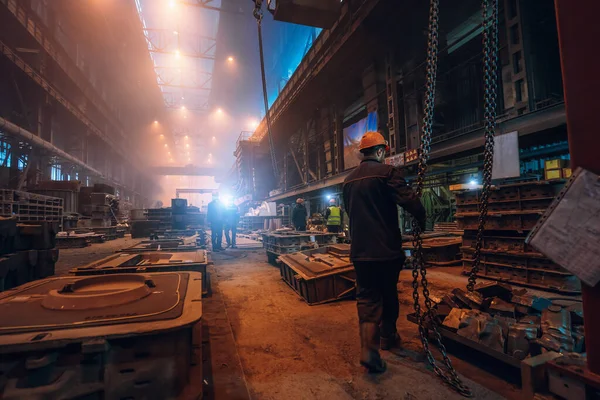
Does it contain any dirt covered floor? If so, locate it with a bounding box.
[54,237,521,399]
[210,241,521,400]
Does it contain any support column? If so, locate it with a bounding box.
[385,54,401,155]
[555,0,600,374]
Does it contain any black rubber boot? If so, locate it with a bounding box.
[380,332,402,351]
[359,322,387,374]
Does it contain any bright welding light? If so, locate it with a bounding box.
[216,108,223,115]
[326,194,332,199]
[181,105,186,111]
[153,120,158,124]
[175,49,181,58]
[469,180,477,186]
[227,56,234,62]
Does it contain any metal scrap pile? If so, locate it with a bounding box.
[433,281,584,360]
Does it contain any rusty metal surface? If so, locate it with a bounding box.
[409,280,584,370]
[278,245,355,305]
[0,272,202,400]
[69,251,211,295]
[119,238,200,253]
[456,211,543,231]
[404,237,462,266]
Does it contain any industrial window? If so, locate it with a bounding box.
[513,51,523,74]
[510,25,520,45]
[0,141,11,167]
[17,154,27,171]
[51,165,62,181]
[515,79,525,102]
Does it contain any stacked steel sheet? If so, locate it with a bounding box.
[408,281,584,366]
[119,236,201,253]
[0,190,62,222]
[0,272,203,399]
[278,244,356,305]
[261,231,337,265]
[0,218,58,292]
[455,180,580,294]
[69,250,212,296]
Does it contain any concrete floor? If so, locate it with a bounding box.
[55,237,523,400]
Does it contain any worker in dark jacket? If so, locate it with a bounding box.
[207,193,225,252]
[291,198,307,231]
[324,198,342,233]
[343,131,426,374]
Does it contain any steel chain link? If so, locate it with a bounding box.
[410,0,473,397]
[467,0,499,292]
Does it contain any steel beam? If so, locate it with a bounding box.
[0,117,104,177]
[149,165,224,176]
[555,0,600,374]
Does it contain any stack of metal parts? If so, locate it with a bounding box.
[455,181,580,294]
[119,236,201,253]
[0,272,203,399]
[0,190,63,223]
[409,281,584,365]
[0,218,58,292]
[278,244,356,305]
[56,231,105,248]
[403,236,462,267]
[81,193,118,228]
[69,250,212,296]
[31,180,80,229]
[261,231,338,265]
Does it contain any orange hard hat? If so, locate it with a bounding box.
[358,131,389,152]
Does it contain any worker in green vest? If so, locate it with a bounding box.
[325,198,342,233]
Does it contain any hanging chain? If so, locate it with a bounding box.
[410,0,473,397]
[467,0,499,292]
[253,1,280,181]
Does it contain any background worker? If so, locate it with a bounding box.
[342,131,426,374]
[324,198,342,233]
[224,203,239,248]
[292,198,307,231]
[207,192,225,252]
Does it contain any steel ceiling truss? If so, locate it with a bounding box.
[154,66,212,90]
[143,29,217,60]
[162,92,210,112]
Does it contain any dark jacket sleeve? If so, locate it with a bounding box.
[387,167,427,230]
[324,208,331,219]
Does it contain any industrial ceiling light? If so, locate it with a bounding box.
[175,49,181,58]
[154,120,158,124]
[227,56,234,62]
[160,134,164,138]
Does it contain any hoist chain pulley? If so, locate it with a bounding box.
[410,0,499,397]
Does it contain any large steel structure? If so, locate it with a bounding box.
[232,0,568,221]
[0,0,162,206]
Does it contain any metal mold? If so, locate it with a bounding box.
[278,244,355,305]
[69,251,211,295]
[119,237,201,253]
[0,272,202,399]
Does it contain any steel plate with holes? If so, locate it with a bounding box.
[69,251,211,295]
[0,272,202,400]
[278,244,356,305]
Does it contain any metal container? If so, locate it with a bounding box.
[130,209,147,220]
[70,251,211,296]
[30,189,78,214]
[0,272,202,399]
[278,244,356,305]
